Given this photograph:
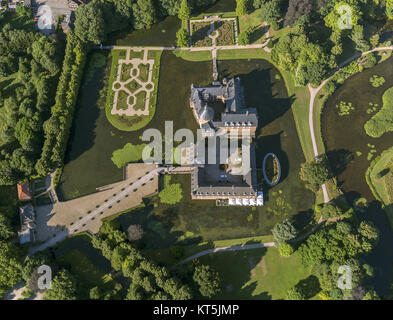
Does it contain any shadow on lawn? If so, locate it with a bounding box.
[115,200,203,250]
[192,248,272,299]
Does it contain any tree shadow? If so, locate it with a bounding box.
[249,24,269,43]
[326,149,354,177]
[218,67,294,129]
[295,275,321,299]
[115,200,202,250]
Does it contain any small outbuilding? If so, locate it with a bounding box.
[18,204,36,245]
[17,182,32,201]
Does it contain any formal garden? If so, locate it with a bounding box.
[105,49,162,131]
[189,17,237,47]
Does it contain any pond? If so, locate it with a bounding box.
[322,57,393,295]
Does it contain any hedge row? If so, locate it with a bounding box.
[35,32,88,175]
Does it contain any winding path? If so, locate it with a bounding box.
[308,46,393,204]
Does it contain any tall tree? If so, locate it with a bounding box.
[44,270,77,300]
[74,0,106,44]
[299,155,330,192]
[193,265,221,298]
[271,219,298,243]
[236,0,248,16]
[178,0,191,21]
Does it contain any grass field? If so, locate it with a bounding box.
[189,247,318,300]
[54,233,127,299]
[238,9,267,44]
[367,146,393,228]
[57,249,122,299]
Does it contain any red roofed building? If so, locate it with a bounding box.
[17,182,32,201]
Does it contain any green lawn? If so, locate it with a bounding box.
[173,50,212,62]
[367,146,393,228]
[146,234,274,267]
[189,247,319,300]
[238,9,267,44]
[57,249,122,299]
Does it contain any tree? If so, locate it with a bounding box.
[127,224,144,241]
[193,265,221,298]
[178,0,191,21]
[132,0,157,29]
[159,177,183,204]
[0,214,14,240]
[350,25,370,52]
[278,242,294,257]
[357,221,379,243]
[286,286,305,300]
[320,203,343,220]
[235,0,248,16]
[176,28,189,47]
[370,34,380,48]
[238,26,254,45]
[44,270,77,300]
[324,1,361,32]
[299,156,330,192]
[284,0,313,27]
[259,0,281,24]
[89,286,101,300]
[387,0,393,19]
[0,241,23,297]
[160,0,182,16]
[271,219,298,243]
[362,289,380,300]
[74,0,106,44]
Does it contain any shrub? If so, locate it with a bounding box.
[271,219,298,243]
[364,86,393,138]
[369,75,385,88]
[299,155,330,192]
[111,143,147,168]
[278,242,294,257]
[336,101,355,116]
[285,286,305,300]
[159,176,183,204]
[176,28,189,47]
[238,26,254,45]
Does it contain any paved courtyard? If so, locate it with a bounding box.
[34,163,158,242]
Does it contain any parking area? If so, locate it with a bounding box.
[32,0,72,35]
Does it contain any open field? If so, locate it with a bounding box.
[187,247,318,300]
[367,146,393,228]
